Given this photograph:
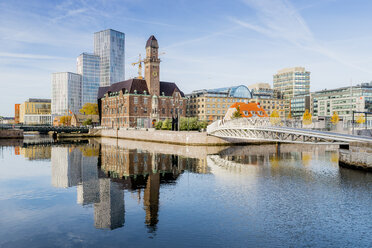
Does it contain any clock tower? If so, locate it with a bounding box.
[144,35,160,96]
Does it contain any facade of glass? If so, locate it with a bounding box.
[94,29,125,86]
[290,94,312,118]
[77,53,100,105]
[273,67,310,115]
[312,83,372,126]
[52,72,82,116]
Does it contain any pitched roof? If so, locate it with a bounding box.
[146,35,158,48]
[160,81,185,97]
[98,79,185,98]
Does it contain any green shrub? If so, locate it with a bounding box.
[161,119,172,130]
[82,118,92,126]
[155,120,163,130]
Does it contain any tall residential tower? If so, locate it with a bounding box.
[94,29,125,86]
[51,72,82,116]
[77,53,100,105]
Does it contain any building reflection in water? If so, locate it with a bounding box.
[46,142,205,231]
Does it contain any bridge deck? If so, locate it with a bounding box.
[207,118,371,144]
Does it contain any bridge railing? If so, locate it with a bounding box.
[207,118,304,134]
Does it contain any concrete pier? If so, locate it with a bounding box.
[92,128,270,146]
[0,129,24,139]
[339,142,372,171]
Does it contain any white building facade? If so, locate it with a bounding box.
[52,72,82,116]
[94,29,125,86]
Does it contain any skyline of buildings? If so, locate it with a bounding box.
[6,28,372,128]
[51,29,125,117]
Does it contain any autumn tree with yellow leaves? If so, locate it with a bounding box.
[80,103,98,115]
[356,114,366,124]
[270,110,281,125]
[302,109,312,125]
[59,116,71,126]
[330,111,339,125]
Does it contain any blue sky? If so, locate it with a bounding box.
[1,0,372,116]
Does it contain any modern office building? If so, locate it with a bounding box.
[19,98,52,125]
[77,53,100,105]
[273,67,310,115]
[312,82,372,126]
[290,93,313,118]
[94,29,125,86]
[98,36,186,128]
[52,72,82,116]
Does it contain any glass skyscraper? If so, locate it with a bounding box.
[94,29,125,86]
[51,72,82,116]
[77,53,100,105]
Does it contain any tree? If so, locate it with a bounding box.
[356,114,366,124]
[80,103,98,115]
[232,105,242,119]
[270,110,280,125]
[59,116,71,126]
[83,118,92,126]
[302,109,312,125]
[330,111,339,125]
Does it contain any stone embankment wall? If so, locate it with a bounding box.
[339,142,372,171]
[0,129,24,139]
[93,128,261,146]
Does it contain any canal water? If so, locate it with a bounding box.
[0,137,371,248]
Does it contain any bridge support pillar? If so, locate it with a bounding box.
[276,142,281,155]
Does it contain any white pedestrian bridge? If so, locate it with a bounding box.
[207,118,372,144]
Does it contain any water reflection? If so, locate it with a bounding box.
[27,141,208,231]
[4,139,371,247]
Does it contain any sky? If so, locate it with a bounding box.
[1,0,372,116]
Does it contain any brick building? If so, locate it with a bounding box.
[98,36,186,128]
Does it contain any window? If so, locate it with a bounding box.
[134,107,137,113]
[144,98,148,104]
[134,97,138,104]
[162,108,165,114]
[144,107,147,113]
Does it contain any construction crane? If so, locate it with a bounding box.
[132,54,144,79]
[131,52,166,79]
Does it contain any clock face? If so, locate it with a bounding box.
[152,71,158,77]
